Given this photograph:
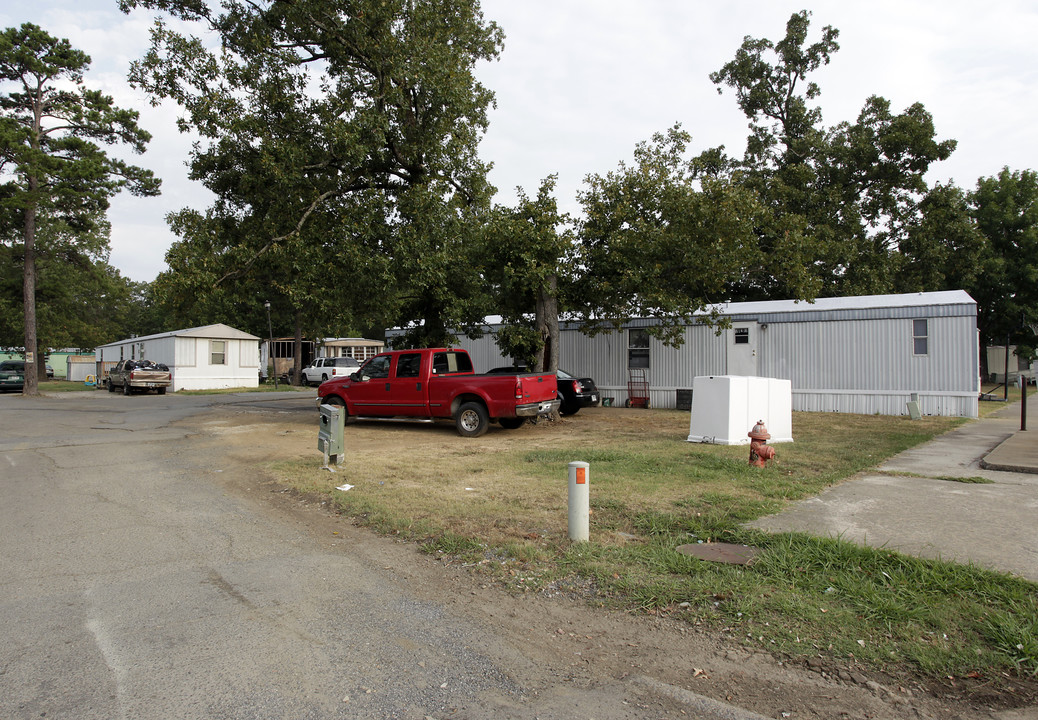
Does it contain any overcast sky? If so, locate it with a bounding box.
[6,1,1038,283]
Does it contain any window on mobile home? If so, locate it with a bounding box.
[629,329,650,368]
[211,340,227,365]
[913,319,928,356]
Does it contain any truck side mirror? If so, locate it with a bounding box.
[350,372,361,382]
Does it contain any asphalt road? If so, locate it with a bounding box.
[0,391,665,720]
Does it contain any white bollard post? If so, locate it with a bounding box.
[568,461,590,542]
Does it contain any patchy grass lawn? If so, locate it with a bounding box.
[269,408,1038,683]
[41,380,100,392]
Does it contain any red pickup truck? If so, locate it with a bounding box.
[316,348,560,437]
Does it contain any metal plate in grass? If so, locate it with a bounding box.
[675,542,763,565]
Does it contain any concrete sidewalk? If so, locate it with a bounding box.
[748,401,1038,582]
[981,402,1038,473]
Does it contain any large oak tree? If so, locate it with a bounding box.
[709,10,956,298]
[576,126,816,344]
[123,0,503,359]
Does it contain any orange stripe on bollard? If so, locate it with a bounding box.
[576,467,586,484]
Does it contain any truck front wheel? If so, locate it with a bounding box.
[456,402,489,438]
[320,395,355,425]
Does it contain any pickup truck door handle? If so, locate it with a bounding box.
[385,383,391,391]
[416,382,422,391]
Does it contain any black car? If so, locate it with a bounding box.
[487,366,600,416]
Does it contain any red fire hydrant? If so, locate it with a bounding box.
[748,419,776,468]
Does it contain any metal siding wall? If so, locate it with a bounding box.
[761,319,891,390]
[176,337,197,366]
[759,314,978,417]
[557,325,727,406]
[454,333,509,372]
[560,329,626,400]
[759,316,977,394]
[148,337,177,366]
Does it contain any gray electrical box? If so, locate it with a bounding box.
[318,403,345,465]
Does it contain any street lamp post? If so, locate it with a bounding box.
[264,301,278,390]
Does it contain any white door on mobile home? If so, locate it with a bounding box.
[727,321,758,376]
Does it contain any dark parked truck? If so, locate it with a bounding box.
[107,359,172,395]
[317,348,560,437]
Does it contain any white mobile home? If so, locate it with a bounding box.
[96,324,261,392]
[450,291,980,418]
[985,345,1036,385]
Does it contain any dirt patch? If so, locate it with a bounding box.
[183,405,1037,719]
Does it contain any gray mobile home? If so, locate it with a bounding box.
[452,291,979,418]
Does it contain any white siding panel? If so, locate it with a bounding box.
[239,339,259,368]
[175,337,197,367]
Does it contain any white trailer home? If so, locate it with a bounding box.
[451,290,980,418]
[985,345,1036,385]
[96,324,261,392]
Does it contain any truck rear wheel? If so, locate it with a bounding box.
[158,387,166,395]
[499,418,525,430]
[122,382,131,396]
[456,402,489,438]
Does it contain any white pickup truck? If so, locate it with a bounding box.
[300,356,360,386]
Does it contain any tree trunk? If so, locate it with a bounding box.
[534,274,561,422]
[534,274,560,373]
[22,185,39,397]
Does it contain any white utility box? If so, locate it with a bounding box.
[687,375,793,445]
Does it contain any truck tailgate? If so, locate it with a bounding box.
[518,373,558,402]
[131,371,171,385]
